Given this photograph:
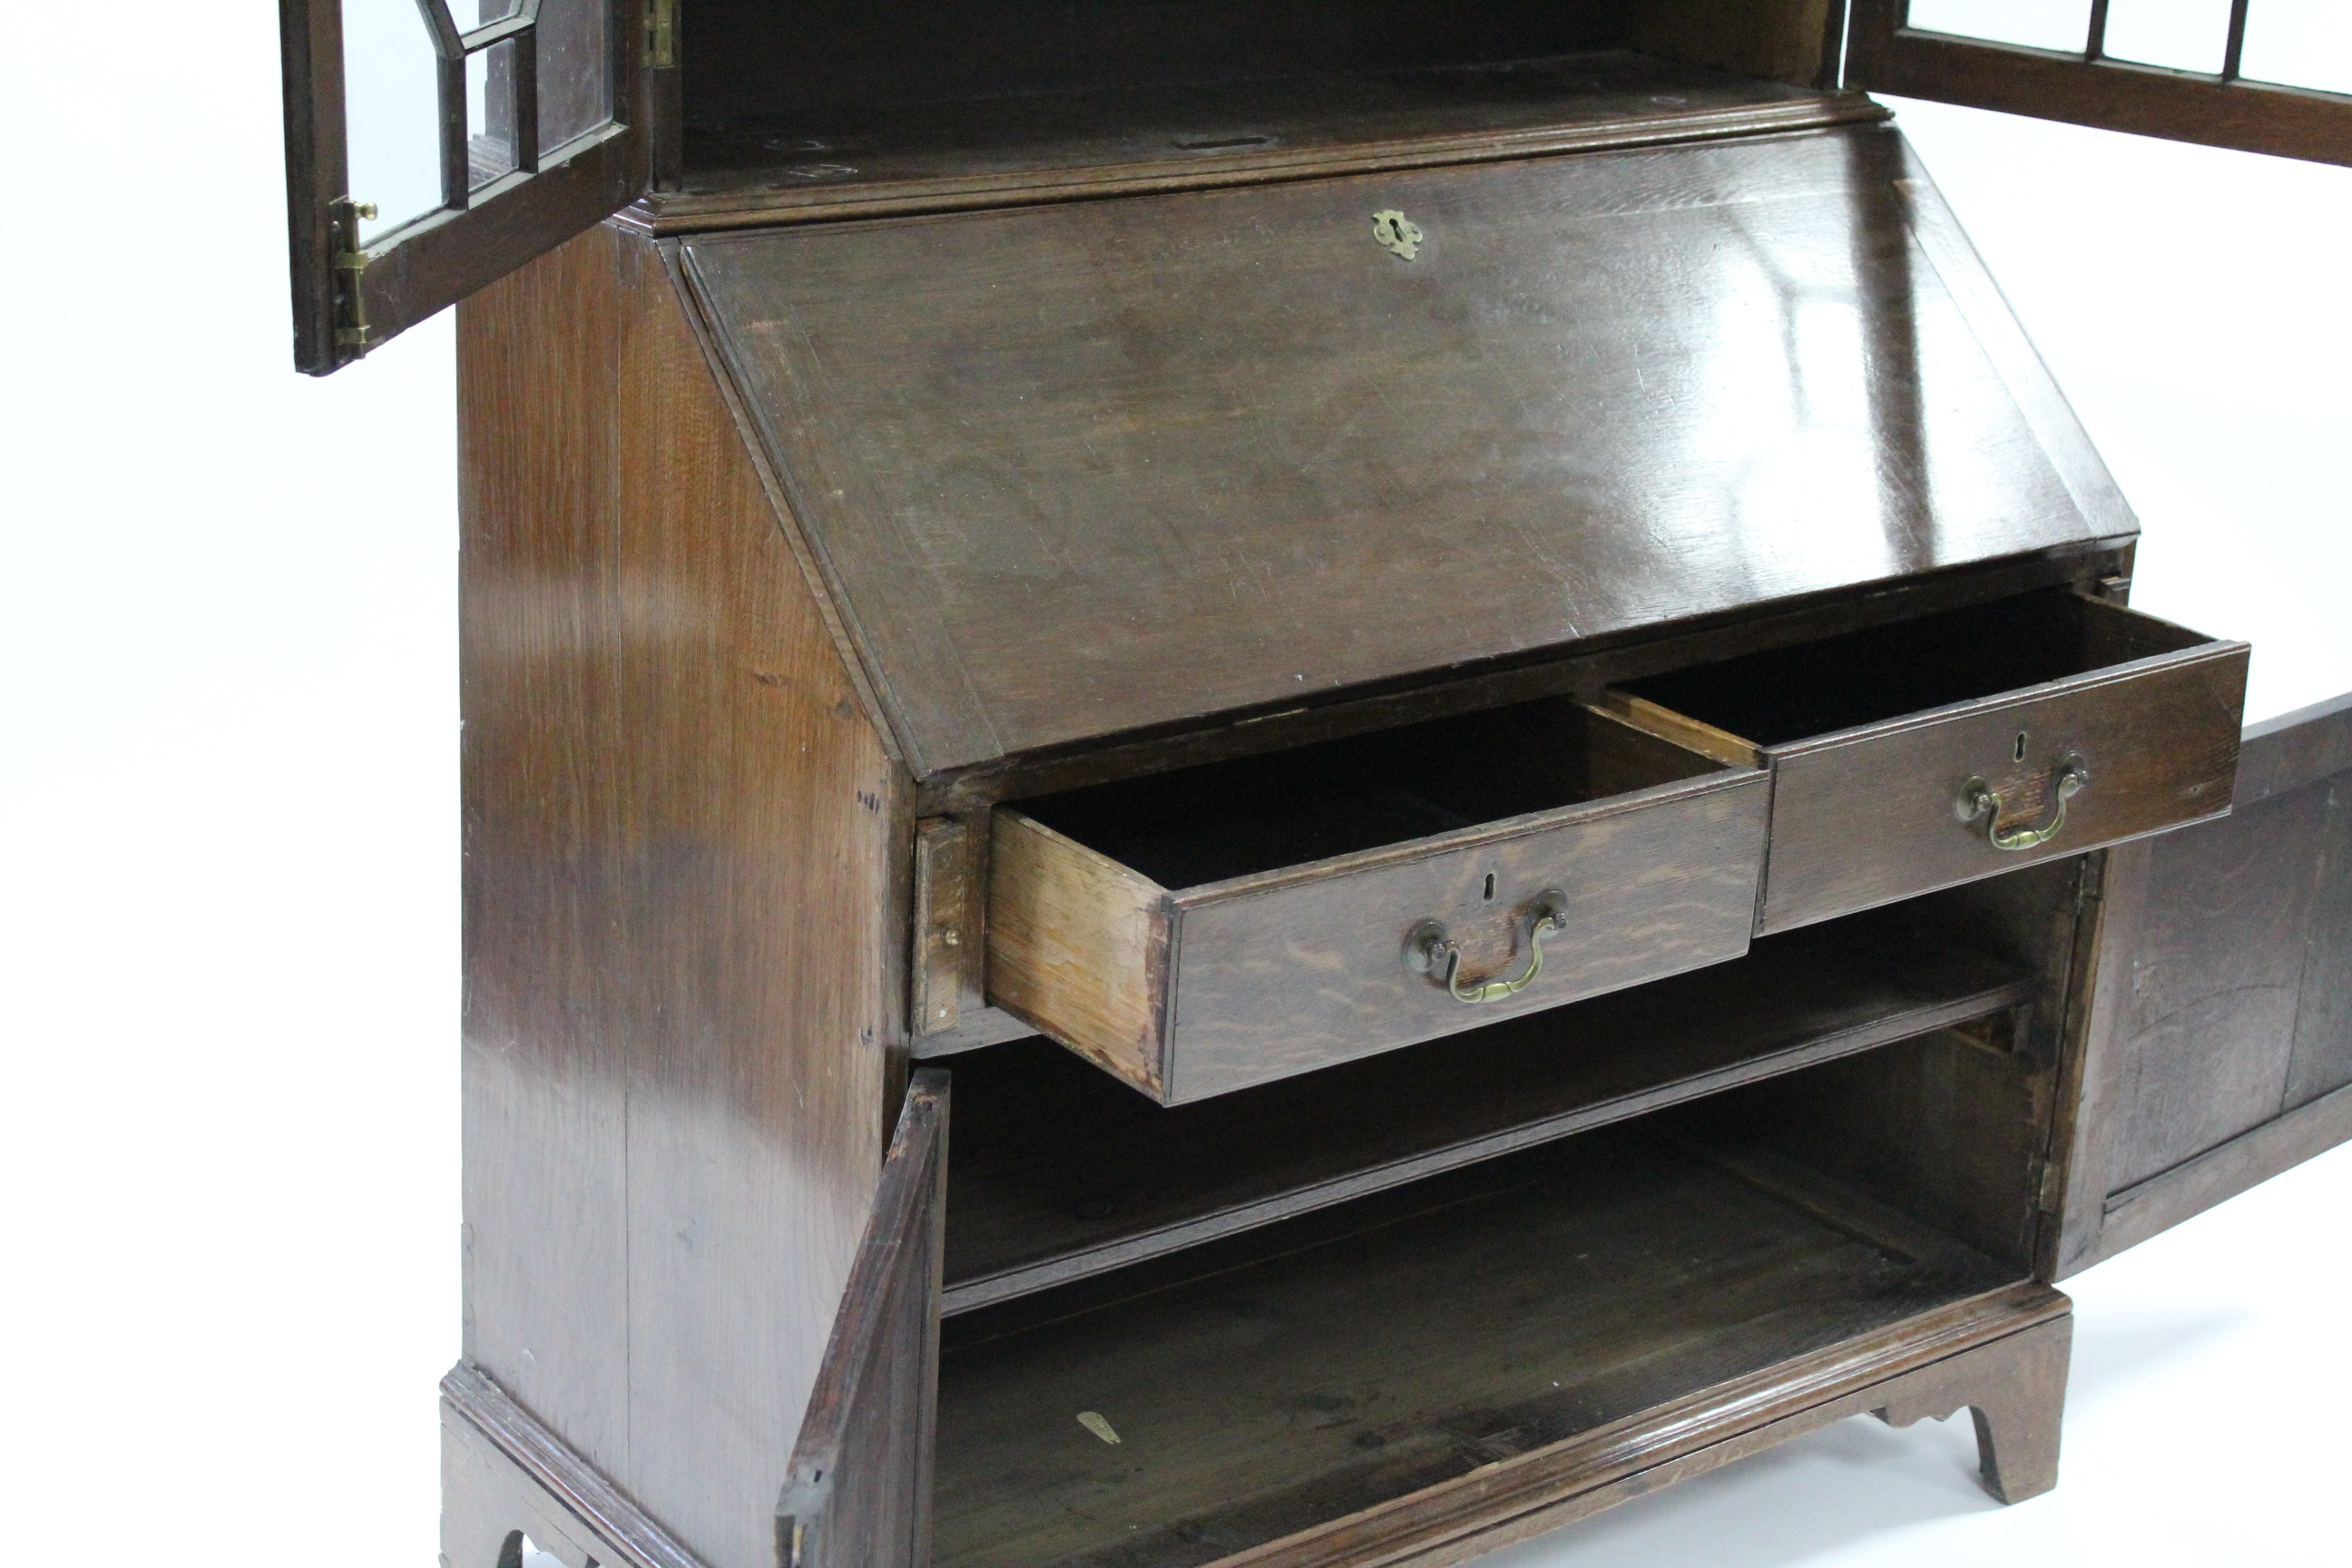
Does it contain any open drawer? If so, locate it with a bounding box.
[986,698,1766,1103]
[1609,589,2249,935]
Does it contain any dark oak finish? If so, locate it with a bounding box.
[278,0,346,374]
[932,1129,2052,1568]
[681,123,2135,782]
[649,55,1878,230]
[313,1,2352,1556]
[278,0,648,373]
[2054,696,2352,1275]
[946,912,2036,1313]
[442,1364,710,1568]
[1240,1301,2067,1568]
[779,1074,950,1568]
[456,222,907,1568]
[1622,592,2248,934]
[918,545,2129,820]
[989,702,1764,1102]
[1847,0,2352,170]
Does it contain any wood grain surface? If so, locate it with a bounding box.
[944,910,2036,1312]
[458,222,905,1568]
[441,1364,711,1568]
[652,51,1873,230]
[1630,591,2248,935]
[2056,698,2352,1274]
[931,1129,2039,1568]
[988,810,1175,1096]
[987,702,1765,1102]
[1230,1303,2068,1567]
[911,817,981,1038]
[779,1073,949,1568]
[1161,767,1765,1100]
[681,122,2134,781]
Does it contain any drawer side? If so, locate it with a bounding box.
[986,809,1172,1096]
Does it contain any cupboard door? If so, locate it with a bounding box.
[279,0,652,374]
[778,1071,949,1568]
[1847,0,2352,167]
[2053,695,2352,1277]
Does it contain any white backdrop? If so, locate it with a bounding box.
[1,11,2346,1564]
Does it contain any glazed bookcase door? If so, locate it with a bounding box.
[1847,0,2352,166]
[779,1071,950,1568]
[279,0,651,373]
[2053,696,2352,1277]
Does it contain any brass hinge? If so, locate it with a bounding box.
[330,196,377,357]
[2029,1154,2067,1214]
[645,0,678,68]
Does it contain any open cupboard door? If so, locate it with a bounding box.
[779,1071,949,1568]
[2053,696,2352,1277]
[279,0,658,373]
[1846,0,2352,167]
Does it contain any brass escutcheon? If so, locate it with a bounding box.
[1372,210,1423,260]
[1403,888,1569,1004]
[1959,760,2089,851]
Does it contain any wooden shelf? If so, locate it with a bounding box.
[942,914,2035,1313]
[935,1128,2033,1568]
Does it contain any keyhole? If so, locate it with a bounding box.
[2014,731,2028,763]
[1483,873,1497,902]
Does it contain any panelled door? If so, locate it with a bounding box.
[779,1071,950,1568]
[1846,0,2352,166]
[279,0,659,373]
[2053,697,2352,1276]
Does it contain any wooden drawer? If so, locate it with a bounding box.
[985,699,1767,1103]
[1610,590,2249,936]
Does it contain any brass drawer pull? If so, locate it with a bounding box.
[1404,890,1569,1004]
[1959,762,2088,852]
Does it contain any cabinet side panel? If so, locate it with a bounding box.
[461,221,901,1568]
[461,224,634,1483]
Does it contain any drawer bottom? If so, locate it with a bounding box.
[934,1127,2064,1568]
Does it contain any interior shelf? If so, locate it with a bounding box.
[933,1126,2026,1568]
[656,52,1876,225]
[943,911,2035,1313]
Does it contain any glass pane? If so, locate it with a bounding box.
[1906,0,2094,54]
[2240,1,2352,94]
[2102,0,2235,72]
[475,0,524,20]
[468,39,520,189]
[537,0,615,152]
[344,0,447,243]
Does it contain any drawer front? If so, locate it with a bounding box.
[1161,774,1768,1102]
[1758,645,2249,934]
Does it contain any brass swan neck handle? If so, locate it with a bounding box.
[1960,760,2089,852]
[1403,889,1570,1004]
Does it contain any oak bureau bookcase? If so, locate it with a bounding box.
[276,4,2352,1565]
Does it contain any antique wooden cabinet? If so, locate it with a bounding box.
[279,4,2352,1566]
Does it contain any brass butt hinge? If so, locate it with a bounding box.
[2028,1154,2067,1214]
[646,0,678,68]
[329,196,377,358]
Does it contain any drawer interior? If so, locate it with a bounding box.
[933,1063,2036,1568]
[1007,696,1723,889]
[946,902,2036,1313]
[1616,588,2214,753]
